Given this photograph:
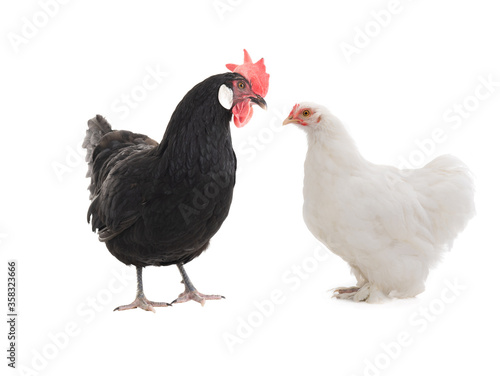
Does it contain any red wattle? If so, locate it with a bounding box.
[232,100,253,128]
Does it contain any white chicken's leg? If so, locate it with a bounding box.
[171,263,225,306]
[114,266,171,312]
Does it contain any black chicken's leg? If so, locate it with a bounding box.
[114,266,171,312]
[171,263,225,306]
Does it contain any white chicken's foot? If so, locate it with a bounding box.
[333,284,387,303]
[332,286,360,299]
[334,286,360,295]
[353,284,371,302]
[172,263,225,306]
[333,287,360,300]
[114,266,171,312]
[332,284,371,302]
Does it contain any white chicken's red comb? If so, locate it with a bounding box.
[226,49,269,98]
[289,103,300,117]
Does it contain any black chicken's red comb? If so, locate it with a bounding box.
[226,49,269,98]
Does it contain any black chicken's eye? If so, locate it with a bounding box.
[302,110,311,117]
[238,82,245,89]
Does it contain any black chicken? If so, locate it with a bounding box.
[83,53,268,312]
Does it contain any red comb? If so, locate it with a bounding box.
[288,103,300,118]
[226,49,269,98]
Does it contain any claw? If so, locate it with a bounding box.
[334,287,360,295]
[330,286,360,300]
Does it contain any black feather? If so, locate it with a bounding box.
[84,73,245,267]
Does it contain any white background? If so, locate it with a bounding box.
[1,1,499,375]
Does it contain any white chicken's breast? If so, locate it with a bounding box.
[284,102,475,302]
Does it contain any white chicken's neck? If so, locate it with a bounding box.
[305,116,368,174]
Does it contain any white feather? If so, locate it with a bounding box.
[297,103,475,302]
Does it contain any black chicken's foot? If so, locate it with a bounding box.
[114,296,171,313]
[171,263,225,306]
[171,289,225,306]
[114,266,171,312]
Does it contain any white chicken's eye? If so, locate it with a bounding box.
[238,81,245,89]
[302,110,311,117]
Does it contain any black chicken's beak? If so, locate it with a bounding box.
[251,95,267,110]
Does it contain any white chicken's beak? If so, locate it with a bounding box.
[282,116,298,126]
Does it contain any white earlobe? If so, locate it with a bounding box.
[218,84,233,110]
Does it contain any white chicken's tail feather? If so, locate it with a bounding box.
[406,154,475,249]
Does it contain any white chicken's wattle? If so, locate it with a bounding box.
[284,102,475,303]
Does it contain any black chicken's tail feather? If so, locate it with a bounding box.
[83,115,159,202]
[83,115,113,167]
[83,115,113,198]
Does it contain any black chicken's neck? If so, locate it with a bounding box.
[156,103,232,157]
[154,74,236,176]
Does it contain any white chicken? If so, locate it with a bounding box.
[283,102,475,303]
